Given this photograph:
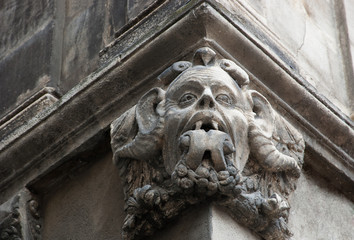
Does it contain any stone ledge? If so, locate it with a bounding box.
[0,87,59,151]
[0,1,352,204]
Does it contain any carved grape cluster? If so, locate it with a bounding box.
[121,185,171,239]
[171,160,243,196]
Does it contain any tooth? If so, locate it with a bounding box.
[212,121,218,130]
[180,135,190,148]
[223,140,235,155]
[195,121,202,130]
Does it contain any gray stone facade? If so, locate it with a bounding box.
[1,1,353,239]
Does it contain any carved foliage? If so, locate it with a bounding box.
[111,47,305,240]
[0,190,41,240]
[0,196,21,240]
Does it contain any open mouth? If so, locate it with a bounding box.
[177,111,235,172]
[183,111,227,134]
[192,120,221,132]
[202,150,212,160]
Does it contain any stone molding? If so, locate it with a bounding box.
[0,87,59,152]
[0,0,352,207]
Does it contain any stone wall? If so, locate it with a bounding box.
[36,153,354,240]
[1,1,353,240]
[289,168,354,240]
[1,0,353,118]
[227,0,354,116]
[41,152,124,240]
[0,0,127,117]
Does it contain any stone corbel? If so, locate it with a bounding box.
[110,47,305,240]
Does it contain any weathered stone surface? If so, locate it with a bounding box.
[0,189,41,240]
[59,0,126,92]
[0,195,22,239]
[110,47,304,239]
[344,0,354,69]
[210,205,260,240]
[36,157,354,240]
[0,3,353,240]
[0,0,54,58]
[1,1,352,211]
[41,152,124,240]
[288,169,354,240]
[219,0,353,116]
[0,88,58,151]
[343,0,354,115]
[0,22,54,118]
[147,203,213,240]
[148,204,260,240]
[0,0,127,117]
[126,0,157,21]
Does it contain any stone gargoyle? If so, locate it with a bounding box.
[110,47,305,240]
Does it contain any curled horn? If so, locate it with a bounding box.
[158,61,192,85]
[248,91,302,177]
[111,88,165,165]
[219,59,249,88]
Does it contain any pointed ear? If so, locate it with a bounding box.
[249,91,275,138]
[111,87,165,165]
[136,87,165,135]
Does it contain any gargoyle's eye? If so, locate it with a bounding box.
[216,94,232,105]
[179,93,197,107]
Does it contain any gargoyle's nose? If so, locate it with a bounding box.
[198,88,215,109]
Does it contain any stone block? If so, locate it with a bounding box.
[344,0,354,113]
[149,204,212,240]
[288,169,354,239]
[210,206,260,240]
[0,22,54,118]
[145,204,260,240]
[0,88,58,151]
[41,152,124,240]
[0,0,127,117]
[59,0,126,92]
[0,0,54,58]
[219,0,351,115]
[127,0,157,21]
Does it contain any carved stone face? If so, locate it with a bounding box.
[163,66,251,174]
[111,48,304,240]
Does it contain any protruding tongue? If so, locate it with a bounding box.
[179,129,235,171]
